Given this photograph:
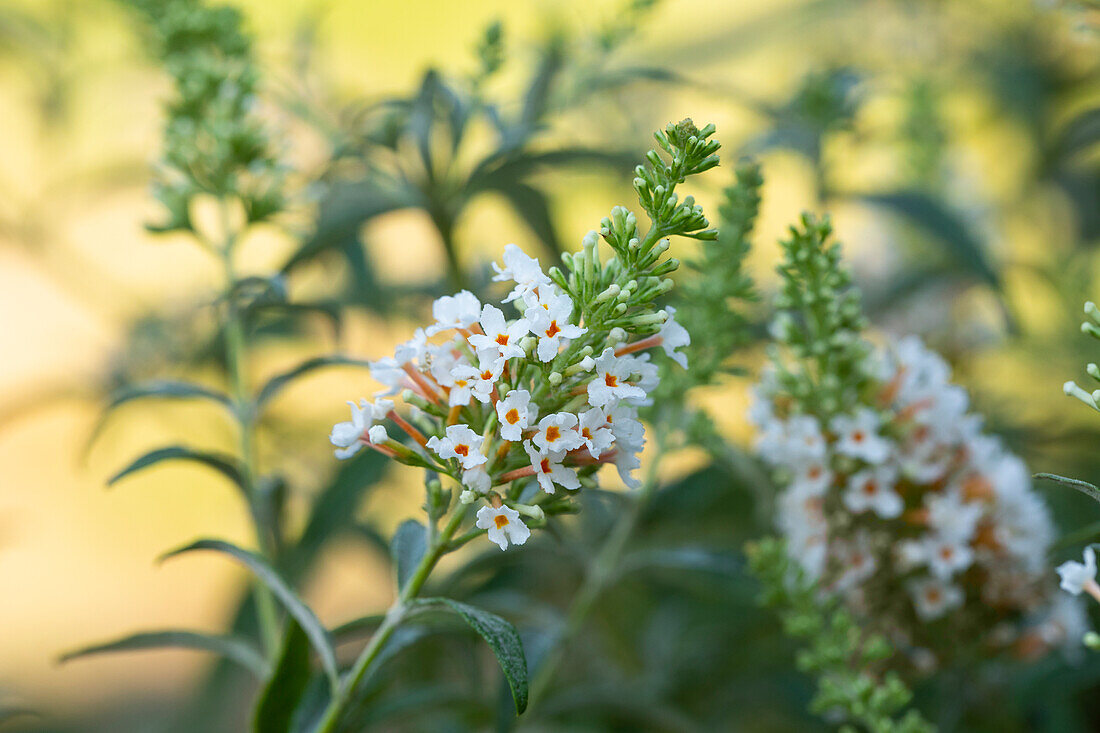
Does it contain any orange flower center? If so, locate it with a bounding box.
[926,588,942,604]
[863,480,877,495]
[581,428,591,439]
[495,334,510,346]
[455,379,468,387]
[604,373,618,387]
[454,444,469,457]
[852,430,865,443]
[540,458,551,474]
[545,426,561,442]
[546,321,561,338]
[505,408,520,425]
[481,370,493,380]
[494,515,509,529]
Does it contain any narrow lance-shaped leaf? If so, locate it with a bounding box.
[411,598,528,714]
[85,380,234,454]
[59,630,268,678]
[1035,472,1100,505]
[390,519,427,592]
[253,620,312,733]
[255,355,372,409]
[160,539,339,689]
[109,446,245,493]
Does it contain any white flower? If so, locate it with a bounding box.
[606,404,645,451]
[790,459,833,496]
[496,390,538,442]
[843,465,903,519]
[369,357,405,396]
[426,290,482,335]
[368,425,389,445]
[330,399,393,459]
[450,353,503,405]
[619,353,659,406]
[462,465,491,494]
[468,304,529,360]
[492,243,551,303]
[394,328,429,365]
[524,442,581,493]
[831,408,892,464]
[1057,547,1098,596]
[426,425,487,470]
[921,533,975,580]
[578,407,615,457]
[524,291,586,362]
[658,306,691,368]
[426,340,466,388]
[925,490,983,543]
[532,412,584,453]
[587,347,646,407]
[476,505,531,551]
[612,445,643,489]
[909,577,964,621]
[834,532,878,593]
[756,414,827,467]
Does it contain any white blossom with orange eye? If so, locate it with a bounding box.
[524,442,581,493]
[909,576,964,621]
[657,305,691,369]
[532,412,584,453]
[467,304,530,360]
[369,357,405,397]
[605,404,644,449]
[462,465,491,494]
[476,505,531,551]
[831,408,892,464]
[920,533,974,580]
[577,407,615,457]
[451,353,503,405]
[587,347,646,407]
[491,243,551,304]
[1057,547,1098,596]
[496,389,537,442]
[790,459,833,496]
[426,290,482,336]
[842,465,903,519]
[524,290,586,362]
[426,425,487,470]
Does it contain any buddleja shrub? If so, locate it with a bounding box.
[59,0,726,725]
[747,215,1083,731]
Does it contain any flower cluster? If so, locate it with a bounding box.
[329,119,718,553]
[752,215,1080,670]
[330,243,689,549]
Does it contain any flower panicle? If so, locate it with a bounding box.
[331,122,721,551]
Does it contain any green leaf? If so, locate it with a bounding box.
[59,630,268,678]
[1035,472,1100,504]
[859,191,1001,292]
[85,380,234,453]
[0,706,35,727]
[109,445,245,491]
[160,539,339,688]
[390,519,427,592]
[253,620,312,733]
[331,613,385,645]
[255,355,372,409]
[412,598,528,714]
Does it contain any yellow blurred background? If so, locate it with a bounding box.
[1,0,1096,723]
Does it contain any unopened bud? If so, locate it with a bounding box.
[548,372,562,386]
[514,503,545,521]
[608,327,628,345]
[459,490,477,504]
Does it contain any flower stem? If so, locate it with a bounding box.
[527,440,663,711]
[312,502,470,733]
[219,203,281,659]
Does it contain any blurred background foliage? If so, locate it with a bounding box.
[3,0,1100,730]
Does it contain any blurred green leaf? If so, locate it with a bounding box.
[108,445,244,491]
[617,548,741,579]
[253,620,311,733]
[1035,472,1100,504]
[1054,107,1100,161]
[859,191,1001,292]
[411,597,529,714]
[160,539,339,688]
[59,629,268,678]
[391,519,428,592]
[255,355,372,409]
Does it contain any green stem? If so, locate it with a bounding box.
[527,441,663,711]
[218,204,281,658]
[312,504,470,733]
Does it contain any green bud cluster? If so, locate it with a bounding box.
[128,0,285,235]
[747,538,935,733]
[769,214,870,420]
[647,160,761,444]
[1063,301,1100,413]
[554,119,720,345]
